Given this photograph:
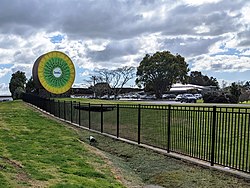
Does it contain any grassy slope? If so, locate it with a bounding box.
[53,99,250,187]
[1,100,250,188]
[0,101,124,188]
[76,126,250,188]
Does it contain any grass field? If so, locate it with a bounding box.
[0,101,124,187]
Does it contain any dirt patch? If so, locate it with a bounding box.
[0,156,47,188]
[0,156,24,169]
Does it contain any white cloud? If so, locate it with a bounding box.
[81,70,90,77]
[0,68,10,78]
[0,83,10,95]
[183,0,222,6]
[194,24,210,34]
[191,54,250,72]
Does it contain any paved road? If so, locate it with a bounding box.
[140,100,250,107]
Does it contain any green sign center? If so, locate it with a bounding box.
[43,57,71,88]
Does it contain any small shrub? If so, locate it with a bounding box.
[203,93,237,103]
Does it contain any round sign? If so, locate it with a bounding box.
[53,67,62,78]
[33,51,75,94]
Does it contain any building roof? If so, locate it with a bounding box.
[169,83,211,93]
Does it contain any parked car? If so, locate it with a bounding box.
[181,94,197,103]
[144,94,156,100]
[162,94,176,99]
[194,93,202,99]
[175,94,183,101]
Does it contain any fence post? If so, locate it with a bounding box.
[78,102,81,126]
[167,104,171,153]
[211,106,217,166]
[101,104,103,133]
[88,103,91,129]
[138,104,141,144]
[58,100,61,118]
[71,101,73,123]
[117,104,119,138]
[52,99,55,115]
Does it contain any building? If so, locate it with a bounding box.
[169,83,216,94]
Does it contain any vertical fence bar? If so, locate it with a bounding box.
[167,104,171,153]
[52,99,55,115]
[138,104,141,144]
[49,99,52,114]
[78,102,81,126]
[117,104,120,138]
[242,109,247,171]
[71,101,73,123]
[58,100,61,118]
[64,101,66,120]
[211,106,217,166]
[89,103,91,129]
[101,104,103,133]
[246,114,250,172]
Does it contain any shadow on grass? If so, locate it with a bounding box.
[76,126,250,188]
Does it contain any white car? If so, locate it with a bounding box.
[194,94,202,99]
[175,94,183,101]
[181,94,197,103]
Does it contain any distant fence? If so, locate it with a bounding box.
[22,93,250,174]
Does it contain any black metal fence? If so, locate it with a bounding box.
[22,94,250,174]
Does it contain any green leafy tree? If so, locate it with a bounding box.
[188,71,219,88]
[230,82,241,103]
[136,51,189,98]
[26,76,36,93]
[9,71,27,99]
[13,87,25,99]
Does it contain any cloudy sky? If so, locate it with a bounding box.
[1,0,250,95]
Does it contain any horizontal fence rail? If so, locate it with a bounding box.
[22,94,250,174]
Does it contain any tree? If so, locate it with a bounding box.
[86,66,135,98]
[188,71,219,88]
[136,51,189,98]
[9,71,27,100]
[230,82,241,103]
[25,76,36,93]
[244,81,250,89]
[13,87,25,99]
[111,66,135,97]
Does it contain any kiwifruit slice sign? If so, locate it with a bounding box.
[33,51,75,94]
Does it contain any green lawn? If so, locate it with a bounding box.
[0,101,124,187]
[54,98,250,172]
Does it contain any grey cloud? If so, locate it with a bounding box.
[237,29,250,47]
[0,0,247,40]
[160,37,222,57]
[211,63,224,70]
[0,36,20,49]
[87,39,141,62]
[0,0,148,39]
[162,1,243,37]
[11,64,32,76]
